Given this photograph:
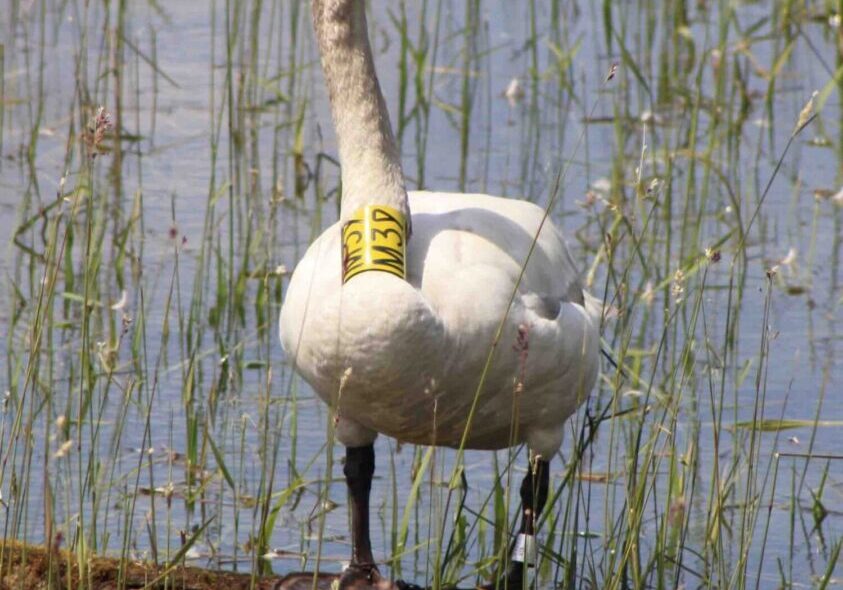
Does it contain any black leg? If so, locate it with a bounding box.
[519,457,549,536]
[340,444,380,588]
[396,459,551,590]
[484,458,550,590]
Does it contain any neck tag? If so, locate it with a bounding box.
[342,205,407,283]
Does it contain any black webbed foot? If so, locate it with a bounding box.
[339,562,382,589]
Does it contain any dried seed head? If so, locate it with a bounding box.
[705,247,721,263]
[672,269,686,303]
[54,439,74,459]
[339,366,353,390]
[794,90,818,136]
[83,105,114,159]
[514,324,530,353]
[645,177,662,198]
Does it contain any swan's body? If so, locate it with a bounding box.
[278,2,601,586]
[280,191,599,457]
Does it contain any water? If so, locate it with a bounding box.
[0,0,840,587]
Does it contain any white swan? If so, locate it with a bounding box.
[279,1,600,587]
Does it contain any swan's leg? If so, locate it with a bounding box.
[487,457,550,589]
[339,444,380,588]
[395,458,551,590]
[347,444,376,567]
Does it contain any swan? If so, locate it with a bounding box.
[279,0,601,587]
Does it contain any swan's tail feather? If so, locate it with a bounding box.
[582,291,606,327]
[581,291,629,383]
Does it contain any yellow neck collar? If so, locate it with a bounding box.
[341,205,408,283]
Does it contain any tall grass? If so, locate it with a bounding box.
[0,0,840,588]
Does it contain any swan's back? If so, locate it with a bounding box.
[407,191,584,305]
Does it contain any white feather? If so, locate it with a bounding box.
[280,191,600,457]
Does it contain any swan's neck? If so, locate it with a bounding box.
[313,0,408,223]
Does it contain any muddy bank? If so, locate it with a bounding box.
[0,540,342,589]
